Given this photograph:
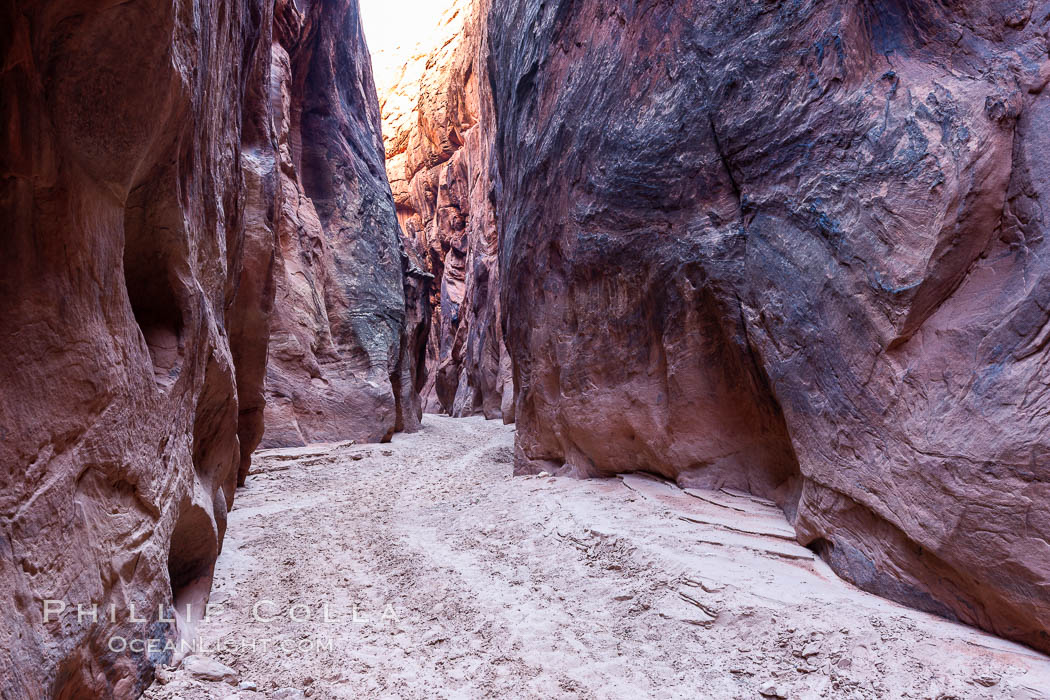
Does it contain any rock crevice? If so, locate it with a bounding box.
[376,0,509,420]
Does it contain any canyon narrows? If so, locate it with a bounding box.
[2,0,1050,698]
[375,0,509,420]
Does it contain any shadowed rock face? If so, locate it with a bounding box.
[260,0,427,447]
[394,236,435,433]
[0,0,425,694]
[0,0,278,695]
[379,0,510,419]
[489,0,1050,652]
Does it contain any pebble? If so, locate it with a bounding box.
[180,655,238,684]
[759,681,788,698]
[801,642,821,657]
[974,675,1001,687]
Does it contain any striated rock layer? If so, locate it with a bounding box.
[0,0,278,696]
[260,0,429,447]
[490,0,1050,652]
[378,0,511,419]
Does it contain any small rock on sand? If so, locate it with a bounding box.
[801,642,821,658]
[759,681,788,698]
[181,655,238,684]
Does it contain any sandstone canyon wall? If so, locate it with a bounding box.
[260,0,430,448]
[378,0,511,419]
[489,0,1050,653]
[0,0,278,695]
[0,0,423,695]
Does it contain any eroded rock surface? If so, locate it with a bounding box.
[261,0,427,447]
[490,0,1050,652]
[0,0,278,696]
[0,0,426,695]
[377,0,510,419]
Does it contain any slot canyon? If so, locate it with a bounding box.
[2,0,1050,697]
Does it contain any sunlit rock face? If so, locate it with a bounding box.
[374,0,511,419]
[260,0,428,447]
[489,0,1050,652]
[0,0,278,695]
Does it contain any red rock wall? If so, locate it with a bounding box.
[379,0,511,420]
[0,0,278,696]
[489,0,1050,652]
[258,0,426,449]
[0,0,424,694]
[261,0,428,447]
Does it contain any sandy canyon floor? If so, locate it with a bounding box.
[145,416,1050,699]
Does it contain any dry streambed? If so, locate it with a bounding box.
[146,416,1050,699]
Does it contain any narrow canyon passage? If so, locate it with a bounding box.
[6,0,1050,696]
[146,418,1050,699]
